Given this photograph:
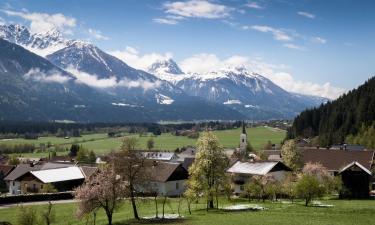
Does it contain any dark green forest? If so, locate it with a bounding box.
[287,76,375,147]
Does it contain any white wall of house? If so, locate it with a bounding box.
[232,171,288,195]
[7,180,21,195]
[147,180,186,196]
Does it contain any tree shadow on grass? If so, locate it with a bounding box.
[113,217,187,225]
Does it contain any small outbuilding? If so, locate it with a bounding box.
[339,161,372,199]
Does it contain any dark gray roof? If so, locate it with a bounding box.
[144,161,188,182]
[4,162,73,181]
[79,166,98,178]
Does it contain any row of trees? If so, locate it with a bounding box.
[346,122,375,149]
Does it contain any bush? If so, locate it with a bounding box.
[296,174,325,206]
[17,206,38,225]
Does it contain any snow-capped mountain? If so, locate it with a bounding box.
[0,23,328,121]
[46,41,184,105]
[148,59,327,119]
[0,24,72,57]
[0,38,243,121]
[45,40,244,119]
[147,58,186,82]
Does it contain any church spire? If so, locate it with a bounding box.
[242,121,247,134]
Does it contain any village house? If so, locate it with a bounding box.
[141,151,179,162]
[227,160,292,194]
[0,165,15,192]
[4,162,97,195]
[143,160,189,197]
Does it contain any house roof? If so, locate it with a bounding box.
[227,161,290,175]
[182,157,195,171]
[30,167,84,183]
[0,165,15,176]
[4,162,74,181]
[339,161,372,175]
[79,166,98,178]
[4,163,43,181]
[141,152,178,161]
[144,161,188,182]
[301,149,374,171]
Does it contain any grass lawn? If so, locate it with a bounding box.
[0,198,374,225]
[3,126,286,157]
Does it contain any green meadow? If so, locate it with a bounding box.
[0,198,374,225]
[2,126,286,157]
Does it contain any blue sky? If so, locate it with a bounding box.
[1,0,375,99]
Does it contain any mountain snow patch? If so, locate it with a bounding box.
[245,104,259,108]
[223,99,242,105]
[155,94,174,105]
[111,102,141,107]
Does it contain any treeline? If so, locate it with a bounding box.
[287,76,375,146]
[0,121,248,137]
[0,144,35,154]
[346,122,375,149]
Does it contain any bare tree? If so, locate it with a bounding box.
[111,137,147,220]
[41,201,55,225]
[74,167,125,225]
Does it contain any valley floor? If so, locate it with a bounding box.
[3,127,286,157]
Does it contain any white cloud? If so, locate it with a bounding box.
[0,17,5,25]
[297,11,315,19]
[88,28,109,40]
[108,46,173,70]
[66,66,161,90]
[2,9,76,34]
[163,0,232,19]
[249,25,293,41]
[312,36,327,44]
[153,18,179,25]
[179,53,344,99]
[24,68,71,83]
[246,2,264,9]
[283,43,305,51]
[66,67,117,88]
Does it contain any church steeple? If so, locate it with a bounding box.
[239,121,247,154]
[242,121,247,135]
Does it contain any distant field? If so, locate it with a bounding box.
[0,198,374,225]
[2,126,286,156]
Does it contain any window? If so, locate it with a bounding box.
[176,182,179,190]
[41,185,43,190]
[240,185,244,191]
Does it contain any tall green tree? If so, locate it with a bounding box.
[281,140,301,171]
[185,132,228,209]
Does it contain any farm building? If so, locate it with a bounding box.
[4,162,96,195]
[301,149,374,176]
[227,161,291,194]
[143,160,189,196]
[339,161,372,199]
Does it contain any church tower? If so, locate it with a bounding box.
[239,121,247,153]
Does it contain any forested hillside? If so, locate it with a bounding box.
[287,77,375,146]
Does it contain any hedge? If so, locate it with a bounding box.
[0,192,74,205]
